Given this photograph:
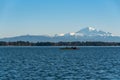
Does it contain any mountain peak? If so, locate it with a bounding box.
[86,27,96,31]
[80,27,96,32]
[77,27,96,33]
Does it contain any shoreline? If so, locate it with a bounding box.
[0,41,120,46]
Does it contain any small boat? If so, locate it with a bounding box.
[60,47,79,50]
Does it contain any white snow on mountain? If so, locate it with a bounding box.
[56,33,65,36]
[56,27,113,37]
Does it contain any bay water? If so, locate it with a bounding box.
[0,46,120,80]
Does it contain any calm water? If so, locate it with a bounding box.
[0,46,120,80]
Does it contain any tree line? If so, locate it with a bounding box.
[0,41,120,46]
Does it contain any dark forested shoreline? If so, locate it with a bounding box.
[0,41,120,46]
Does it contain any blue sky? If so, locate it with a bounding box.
[0,0,120,37]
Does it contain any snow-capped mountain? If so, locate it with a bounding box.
[0,27,120,42]
[56,27,113,37]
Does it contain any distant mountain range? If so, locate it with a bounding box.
[0,27,120,42]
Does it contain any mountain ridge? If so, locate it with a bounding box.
[0,27,120,42]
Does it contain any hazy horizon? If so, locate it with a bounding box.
[0,0,120,38]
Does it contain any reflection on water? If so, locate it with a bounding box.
[0,47,120,79]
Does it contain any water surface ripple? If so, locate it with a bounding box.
[0,47,120,80]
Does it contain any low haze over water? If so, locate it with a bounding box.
[0,46,120,79]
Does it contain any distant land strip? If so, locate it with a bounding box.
[0,41,120,46]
